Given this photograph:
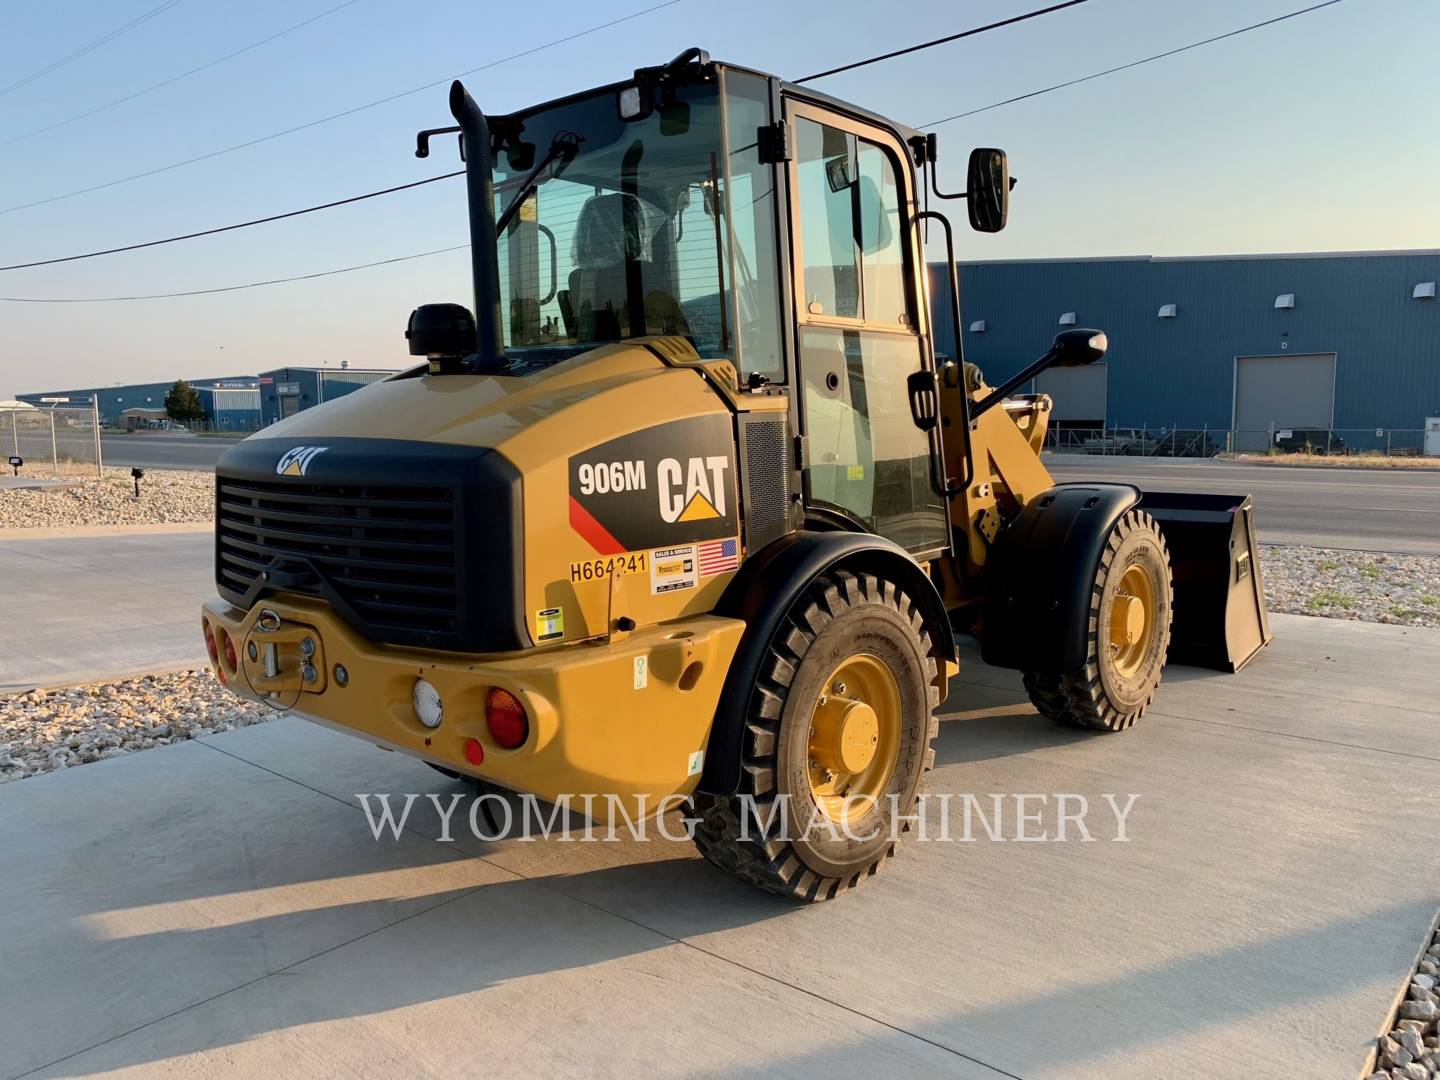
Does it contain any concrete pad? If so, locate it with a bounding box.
[2,614,1436,1079]
[0,477,78,491]
[0,739,510,1080]
[0,532,212,689]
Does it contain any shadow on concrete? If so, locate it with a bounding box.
[32,847,1434,1079]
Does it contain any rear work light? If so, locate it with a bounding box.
[485,688,529,749]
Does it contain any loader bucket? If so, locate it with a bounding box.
[1137,491,1273,672]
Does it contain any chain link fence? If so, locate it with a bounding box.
[1046,426,1435,459]
[2,402,103,477]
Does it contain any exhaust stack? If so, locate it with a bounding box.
[449,80,506,371]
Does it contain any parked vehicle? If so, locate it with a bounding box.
[1274,429,1345,455]
[1082,428,1159,455]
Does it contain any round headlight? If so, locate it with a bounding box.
[412,678,443,729]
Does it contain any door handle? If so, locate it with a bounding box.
[907,370,939,431]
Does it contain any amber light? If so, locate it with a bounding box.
[485,688,529,749]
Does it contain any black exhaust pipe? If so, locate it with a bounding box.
[448,80,506,371]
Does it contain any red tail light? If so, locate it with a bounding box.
[485,688,528,749]
[202,620,218,665]
[464,738,484,766]
[220,630,238,673]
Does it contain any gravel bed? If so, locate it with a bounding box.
[0,467,214,529]
[1368,926,1440,1078]
[0,669,270,783]
[1261,545,1440,629]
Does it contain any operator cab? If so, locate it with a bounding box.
[410,49,1011,560]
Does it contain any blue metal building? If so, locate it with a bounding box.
[197,385,263,430]
[17,375,259,427]
[932,249,1440,451]
[257,366,398,426]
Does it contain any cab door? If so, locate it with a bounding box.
[784,101,946,557]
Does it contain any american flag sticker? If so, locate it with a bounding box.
[697,537,739,576]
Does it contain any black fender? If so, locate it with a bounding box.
[697,530,956,796]
[980,483,1140,674]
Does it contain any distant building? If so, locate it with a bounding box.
[933,248,1440,452]
[16,376,260,428]
[257,367,397,425]
[119,407,170,431]
[197,385,262,431]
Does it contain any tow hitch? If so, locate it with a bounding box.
[241,608,327,701]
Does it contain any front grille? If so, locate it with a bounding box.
[216,478,460,637]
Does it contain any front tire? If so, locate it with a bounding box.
[1022,509,1173,732]
[689,570,939,901]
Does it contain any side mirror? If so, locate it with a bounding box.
[1051,328,1108,367]
[406,304,476,368]
[966,148,1009,233]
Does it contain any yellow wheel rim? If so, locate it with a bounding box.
[806,654,901,825]
[1108,563,1156,678]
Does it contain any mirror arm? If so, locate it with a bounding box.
[972,347,1064,419]
[915,209,970,497]
[415,125,462,160]
[923,133,969,201]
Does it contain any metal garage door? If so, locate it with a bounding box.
[1233,353,1335,451]
[1035,363,1107,423]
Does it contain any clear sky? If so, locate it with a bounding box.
[1,0,1435,395]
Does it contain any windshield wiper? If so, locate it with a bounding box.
[496,132,581,234]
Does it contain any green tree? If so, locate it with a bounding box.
[164,380,204,423]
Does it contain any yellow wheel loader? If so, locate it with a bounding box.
[200,49,1271,901]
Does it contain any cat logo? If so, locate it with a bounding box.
[276,446,328,477]
[657,456,728,523]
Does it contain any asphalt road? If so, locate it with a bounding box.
[1046,454,1440,554]
[91,436,1440,553]
[100,433,236,470]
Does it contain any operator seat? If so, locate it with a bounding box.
[561,192,690,342]
[567,192,652,341]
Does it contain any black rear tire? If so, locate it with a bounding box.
[1022,509,1173,732]
[689,570,939,901]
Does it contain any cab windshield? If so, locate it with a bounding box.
[491,73,781,380]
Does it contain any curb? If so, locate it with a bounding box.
[0,522,212,541]
[1358,905,1440,1079]
[1228,458,1440,474]
[1,657,213,695]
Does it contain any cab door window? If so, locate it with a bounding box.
[794,119,910,327]
[792,111,943,555]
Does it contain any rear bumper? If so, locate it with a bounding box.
[200,596,744,810]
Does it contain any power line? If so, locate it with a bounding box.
[0,0,188,98]
[0,0,1345,290]
[922,0,1346,127]
[0,0,682,216]
[0,0,1077,270]
[793,0,1088,83]
[0,171,464,271]
[0,0,366,149]
[0,245,469,302]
